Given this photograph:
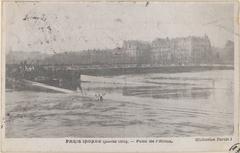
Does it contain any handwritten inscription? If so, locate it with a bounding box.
[229,143,240,153]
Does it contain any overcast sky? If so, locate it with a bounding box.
[4,2,235,54]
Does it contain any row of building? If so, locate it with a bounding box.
[48,35,213,65]
[62,35,212,65]
[122,35,212,65]
[6,35,233,66]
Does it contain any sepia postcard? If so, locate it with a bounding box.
[0,0,239,152]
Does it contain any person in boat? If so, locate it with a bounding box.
[99,94,103,102]
[95,93,103,102]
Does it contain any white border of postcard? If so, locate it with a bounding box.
[1,0,239,152]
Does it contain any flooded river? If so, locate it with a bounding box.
[5,70,234,138]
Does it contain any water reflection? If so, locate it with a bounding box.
[123,86,212,99]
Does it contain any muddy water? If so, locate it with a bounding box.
[5,70,234,138]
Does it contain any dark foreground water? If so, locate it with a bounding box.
[5,70,234,138]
